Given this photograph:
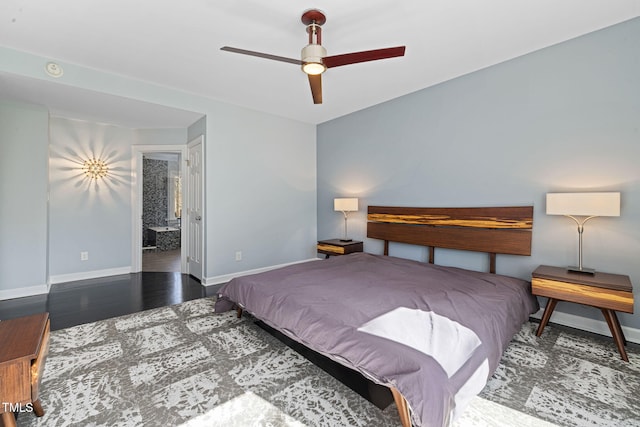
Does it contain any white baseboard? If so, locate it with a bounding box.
[49,266,132,285]
[203,258,320,286]
[0,284,49,300]
[531,306,640,345]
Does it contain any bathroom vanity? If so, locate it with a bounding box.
[147,226,181,251]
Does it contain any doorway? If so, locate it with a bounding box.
[131,144,182,275]
[131,140,204,280]
[141,151,183,272]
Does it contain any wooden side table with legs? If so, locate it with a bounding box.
[0,313,50,427]
[532,265,634,361]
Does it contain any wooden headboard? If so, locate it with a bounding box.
[367,205,533,273]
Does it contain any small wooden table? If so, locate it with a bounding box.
[531,265,634,361]
[0,313,50,427]
[317,239,363,258]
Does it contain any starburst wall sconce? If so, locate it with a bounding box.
[83,158,109,180]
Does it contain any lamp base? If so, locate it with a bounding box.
[339,238,353,242]
[567,266,595,275]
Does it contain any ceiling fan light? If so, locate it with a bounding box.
[302,62,326,75]
[301,44,327,75]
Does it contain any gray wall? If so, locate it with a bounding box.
[317,18,640,329]
[205,106,317,277]
[48,117,134,277]
[187,116,206,143]
[0,101,49,297]
[135,128,187,146]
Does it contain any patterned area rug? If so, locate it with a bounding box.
[480,321,640,426]
[14,297,639,426]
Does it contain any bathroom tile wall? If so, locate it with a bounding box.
[143,158,169,247]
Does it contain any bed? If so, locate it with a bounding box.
[215,205,538,427]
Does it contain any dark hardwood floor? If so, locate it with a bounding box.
[0,272,220,331]
[0,248,221,330]
[142,248,182,272]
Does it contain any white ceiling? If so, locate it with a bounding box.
[1,0,638,127]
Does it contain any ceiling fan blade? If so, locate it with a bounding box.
[323,46,405,68]
[308,74,322,104]
[221,46,302,65]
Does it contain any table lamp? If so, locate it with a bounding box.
[546,192,620,274]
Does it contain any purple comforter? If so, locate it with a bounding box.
[215,253,538,426]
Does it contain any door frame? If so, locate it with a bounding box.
[131,144,188,273]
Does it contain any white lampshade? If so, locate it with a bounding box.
[334,198,358,212]
[546,192,620,217]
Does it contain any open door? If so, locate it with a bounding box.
[187,136,204,281]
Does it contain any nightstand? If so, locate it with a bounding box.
[317,239,363,258]
[0,313,50,426]
[532,265,634,361]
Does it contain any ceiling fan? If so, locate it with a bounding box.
[221,9,406,104]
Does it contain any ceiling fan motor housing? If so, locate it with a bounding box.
[301,44,327,75]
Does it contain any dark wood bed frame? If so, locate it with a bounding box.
[367,205,533,426]
[238,205,534,427]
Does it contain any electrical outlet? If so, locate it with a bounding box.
[80,251,89,261]
[235,251,242,261]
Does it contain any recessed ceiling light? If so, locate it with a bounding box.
[45,62,63,78]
